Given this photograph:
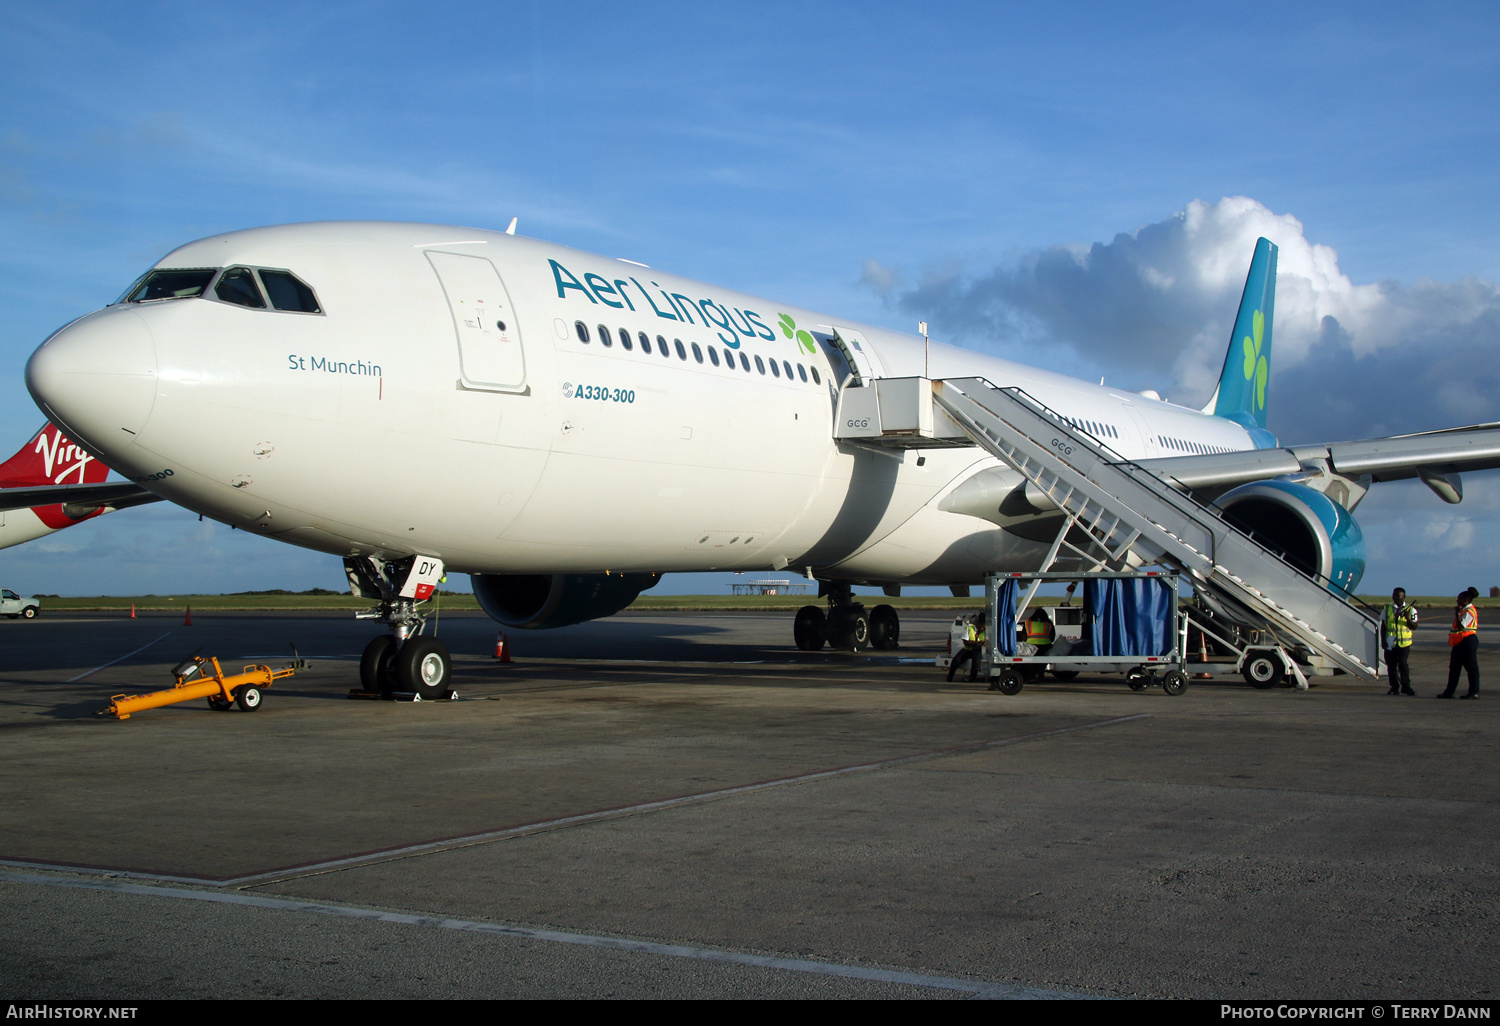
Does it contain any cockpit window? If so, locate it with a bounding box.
[215,267,266,309]
[122,269,218,304]
[258,270,321,313]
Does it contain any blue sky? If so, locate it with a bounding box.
[2,2,1498,597]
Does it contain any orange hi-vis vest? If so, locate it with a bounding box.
[1450,604,1478,646]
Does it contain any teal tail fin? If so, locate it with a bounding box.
[1210,237,1278,443]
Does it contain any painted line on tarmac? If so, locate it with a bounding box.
[0,714,1149,887]
[0,870,1091,999]
[65,631,174,682]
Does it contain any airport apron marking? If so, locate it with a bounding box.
[0,714,1149,887]
[0,871,1094,999]
[65,631,174,683]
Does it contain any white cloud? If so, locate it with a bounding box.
[884,195,1500,443]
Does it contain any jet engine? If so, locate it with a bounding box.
[471,572,662,629]
[1213,480,1365,593]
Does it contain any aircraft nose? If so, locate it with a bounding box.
[26,308,158,447]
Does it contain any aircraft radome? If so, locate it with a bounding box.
[22,223,1500,696]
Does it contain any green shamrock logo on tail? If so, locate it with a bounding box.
[778,313,817,355]
[1241,309,1268,411]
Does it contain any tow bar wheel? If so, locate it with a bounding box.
[233,684,263,711]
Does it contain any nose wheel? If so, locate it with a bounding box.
[360,635,452,700]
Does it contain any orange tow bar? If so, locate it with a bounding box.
[98,654,296,721]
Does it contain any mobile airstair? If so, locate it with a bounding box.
[833,375,1382,681]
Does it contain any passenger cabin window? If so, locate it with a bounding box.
[754,355,766,374]
[638,332,652,354]
[810,366,820,384]
[215,267,266,308]
[258,270,321,313]
[708,347,720,366]
[740,352,751,372]
[618,327,632,351]
[597,323,612,347]
[770,359,781,378]
[575,321,590,343]
[657,335,671,358]
[691,342,704,364]
[122,268,219,303]
[674,339,687,360]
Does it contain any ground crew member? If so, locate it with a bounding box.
[1382,587,1418,695]
[1439,587,1480,699]
[1025,607,1055,653]
[948,611,986,682]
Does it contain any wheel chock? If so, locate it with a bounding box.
[346,688,459,702]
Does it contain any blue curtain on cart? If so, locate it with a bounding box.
[1085,577,1174,657]
[995,578,1018,656]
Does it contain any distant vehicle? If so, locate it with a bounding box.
[1,589,40,619]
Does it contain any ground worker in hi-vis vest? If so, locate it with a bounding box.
[1025,607,1055,652]
[948,609,984,681]
[948,611,986,683]
[1382,587,1419,696]
[1439,587,1480,700]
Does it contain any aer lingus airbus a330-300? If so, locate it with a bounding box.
[18,222,1500,696]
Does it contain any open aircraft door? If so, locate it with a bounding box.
[426,250,528,394]
[826,325,887,385]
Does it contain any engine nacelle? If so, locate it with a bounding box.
[1214,479,1365,593]
[471,572,662,629]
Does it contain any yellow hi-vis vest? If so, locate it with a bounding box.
[963,623,985,647]
[1450,604,1478,646]
[1025,617,1054,646]
[1383,603,1415,647]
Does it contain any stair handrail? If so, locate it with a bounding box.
[937,378,1380,624]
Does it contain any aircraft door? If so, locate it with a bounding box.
[826,325,887,384]
[426,251,527,394]
[1121,403,1160,459]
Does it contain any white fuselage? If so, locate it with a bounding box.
[26,222,1253,586]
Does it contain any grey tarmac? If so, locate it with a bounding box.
[0,608,1494,1000]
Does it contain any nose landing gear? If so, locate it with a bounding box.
[347,555,455,701]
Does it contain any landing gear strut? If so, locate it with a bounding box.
[792,581,900,653]
[346,555,453,700]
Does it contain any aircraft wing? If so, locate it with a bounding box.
[0,481,163,514]
[1136,422,1500,502]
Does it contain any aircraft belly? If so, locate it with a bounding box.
[828,506,1050,584]
[0,508,53,551]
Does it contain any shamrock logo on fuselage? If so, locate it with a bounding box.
[1241,308,1268,411]
[778,313,818,355]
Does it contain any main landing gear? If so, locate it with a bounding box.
[793,582,901,653]
[345,555,453,700]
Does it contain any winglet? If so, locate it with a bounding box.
[1211,237,1278,443]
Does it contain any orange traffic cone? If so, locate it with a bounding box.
[184,605,193,626]
[129,602,135,618]
[494,631,511,662]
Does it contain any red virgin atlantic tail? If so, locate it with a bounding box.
[0,424,111,531]
[0,424,158,550]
